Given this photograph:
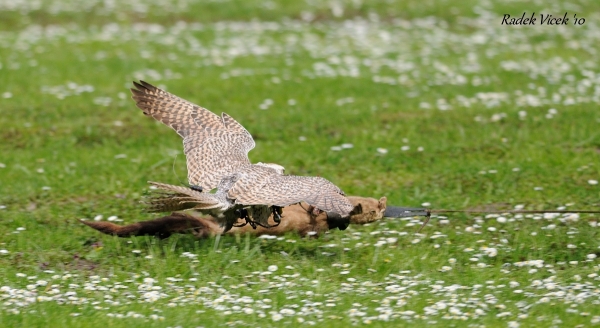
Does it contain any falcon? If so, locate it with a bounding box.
[131,81,358,232]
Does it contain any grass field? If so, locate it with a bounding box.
[1,0,600,326]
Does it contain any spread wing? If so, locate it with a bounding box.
[229,174,355,216]
[131,81,255,189]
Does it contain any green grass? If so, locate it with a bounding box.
[1,0,600,327]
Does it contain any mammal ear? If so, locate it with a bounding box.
[351,203,363,215]
[378,197,387,211]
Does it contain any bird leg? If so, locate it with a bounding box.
[232,208,259,229]
[246,206,283,229]
[232,206,283,230]
[272,206,283,224]
[232,208,250,228]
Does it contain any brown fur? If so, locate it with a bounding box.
[81,196,387,238]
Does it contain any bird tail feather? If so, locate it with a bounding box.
[144,181,222,213]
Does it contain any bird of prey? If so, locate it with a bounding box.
[130,80,358,232]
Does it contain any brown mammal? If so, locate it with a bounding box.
[81,196,387,238]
